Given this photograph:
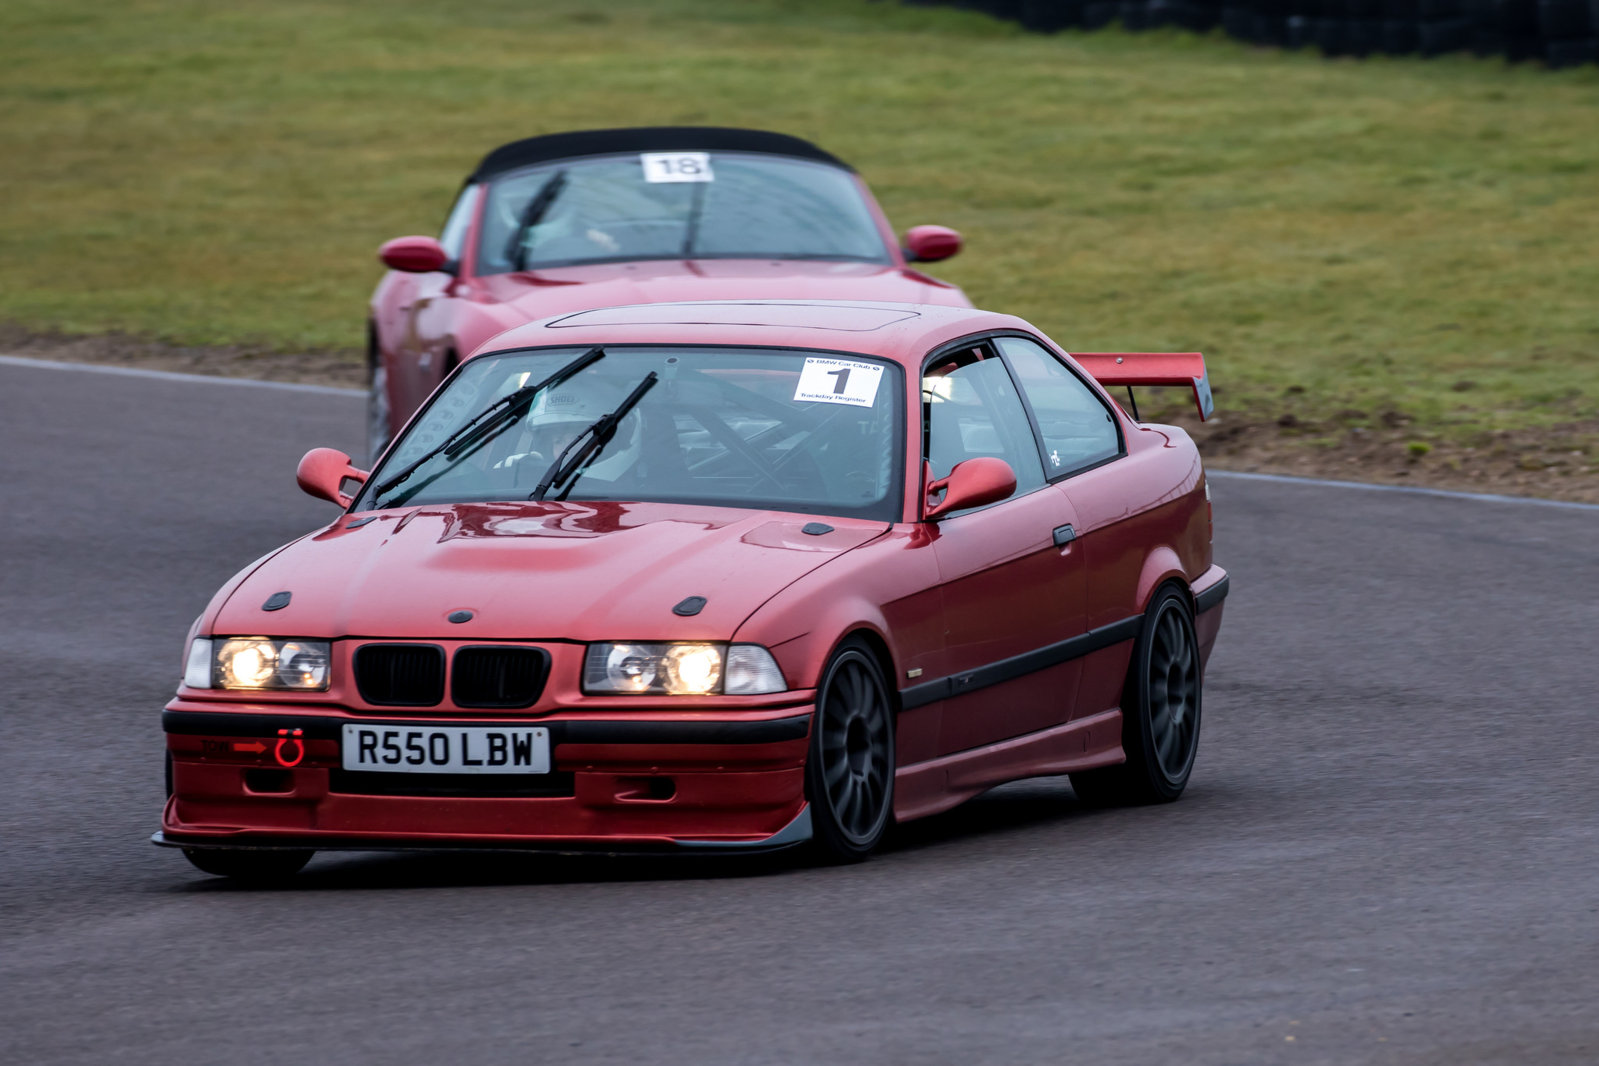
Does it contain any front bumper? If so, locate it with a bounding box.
[158,702,814,854]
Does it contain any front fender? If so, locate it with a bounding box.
[730,528,942,695]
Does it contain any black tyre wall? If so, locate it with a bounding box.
[905,0,1597,65]
[1539,0,1591,37]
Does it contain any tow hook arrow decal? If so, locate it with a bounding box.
[231,740,267,754]
[274,728,305,768]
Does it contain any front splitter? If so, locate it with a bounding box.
[151,805,812,858]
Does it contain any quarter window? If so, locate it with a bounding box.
[995,335,1121,476]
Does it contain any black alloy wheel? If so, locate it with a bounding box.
[805,639,895,862]
[1070,585,1202,806]
[182,848,314,882]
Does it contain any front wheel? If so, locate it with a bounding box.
[804,639,895,863]
[1070,585,1202,806]
[182,848,313,882]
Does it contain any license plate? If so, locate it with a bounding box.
[341,724,551,774]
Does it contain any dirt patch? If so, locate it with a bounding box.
[5,327,1595,505]
[0,324,365,389]
[1176,410,1599,506]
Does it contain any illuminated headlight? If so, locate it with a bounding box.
[184,637,331,691]
[583,643,785,695]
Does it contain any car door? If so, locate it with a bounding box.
[924,341,1089,756]
[992,334,1139,722]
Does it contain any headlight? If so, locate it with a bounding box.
[184,637,331,691]
[583,643,785,695]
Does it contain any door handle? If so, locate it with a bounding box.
[1052,524,1076,547]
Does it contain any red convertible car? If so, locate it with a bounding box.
[155,301,1227,878]
[367,127,970,461]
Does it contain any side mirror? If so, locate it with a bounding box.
[903,225,962,263]
[297,448,369,508]
[924,456,1016,520]
[378,235,451,273]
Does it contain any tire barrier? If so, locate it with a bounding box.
[929,0,1597,66]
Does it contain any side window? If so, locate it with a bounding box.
[438,184,479,261]
[995,335,1121,477]
[923,347,1047,498]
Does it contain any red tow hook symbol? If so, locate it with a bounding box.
[274,728,305,768]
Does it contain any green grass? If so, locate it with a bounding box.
[3,0,1598,442]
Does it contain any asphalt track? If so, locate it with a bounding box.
[2,358,1596,1065]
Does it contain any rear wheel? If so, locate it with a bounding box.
[1070,585,1201,806]
[805,639,895,862]
[182,848,313,882]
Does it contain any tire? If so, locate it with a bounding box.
[1546,36,1598,65]
[1222,7,1264,42]
[1021,0,1087,29]
[182,848,313,882]
[1070,585,1202,806]
[367,342,392,466]
[1419,16,1471,54]
[1313,16,1351,53]
[804,639,895,863]
[1347,17,1383,53]
[1119,0,1152,29]
[1083,2,1121,28]
[1380,16,1421,50]
[1539,0,1591,38]
[1147,0,1221,31]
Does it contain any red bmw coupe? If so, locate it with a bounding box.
[366,127,970,461]
[156,301,1227,877]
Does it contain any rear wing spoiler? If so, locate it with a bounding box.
[1071,352,1214,422]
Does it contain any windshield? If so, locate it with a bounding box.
[476,153,891,273]
[358,347,905,521]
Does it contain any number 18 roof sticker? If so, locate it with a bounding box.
[792,357,883,407]
[641,152,714,183]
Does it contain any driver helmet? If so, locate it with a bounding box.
[523,375,644,483]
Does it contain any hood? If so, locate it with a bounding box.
[210,501,888,642]
[472,259,969,329]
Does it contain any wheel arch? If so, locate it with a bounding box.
[834,626,899,712]
[1134,545,1197,618]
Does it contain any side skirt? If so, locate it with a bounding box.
[892,708,1124,823]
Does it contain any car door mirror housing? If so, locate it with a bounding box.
[925,456,1017,520]
[903,225,962,263]
[297,448,369,508]
[379,235,452,273]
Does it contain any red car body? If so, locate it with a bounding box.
[366,127,971,460]
[156,301,1227,870]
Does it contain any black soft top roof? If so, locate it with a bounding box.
[468,127,853,182]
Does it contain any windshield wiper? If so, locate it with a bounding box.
[680,179,707,257]
[505,169,568,271]
[531,371,659,501]
[370,346,605,506]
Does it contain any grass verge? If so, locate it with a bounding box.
[2,0,1596,490]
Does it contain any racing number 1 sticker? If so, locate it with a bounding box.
[641,152,714,182]
[793,357,884,408]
